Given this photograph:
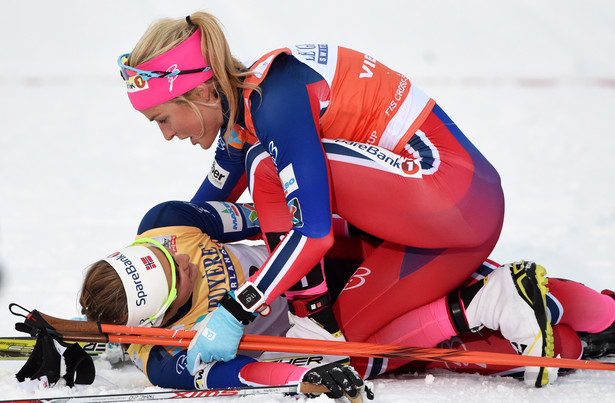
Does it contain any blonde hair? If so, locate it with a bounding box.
[79,260,128,325]
[126,11,259,135]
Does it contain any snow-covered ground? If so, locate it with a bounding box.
[1,0,614,401]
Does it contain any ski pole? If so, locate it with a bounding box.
[33,313,615,372]
[62,332,615,371]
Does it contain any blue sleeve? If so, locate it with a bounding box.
[146,347,256,389]
[137,200,260,243]
[250,55,332,238]
[192,133,250,203]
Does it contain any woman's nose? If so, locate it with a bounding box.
[159,124,176,141]
[175,253,191,270]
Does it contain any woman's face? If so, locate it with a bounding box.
[140,83,223,150]
[148,246,198,323]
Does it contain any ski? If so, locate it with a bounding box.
[0,385,301,403]
[0,337,107,360]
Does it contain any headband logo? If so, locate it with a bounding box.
[141,255,157,270]
[109,253,150,306]
[167,64,179,92]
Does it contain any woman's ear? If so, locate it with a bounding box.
[193,83,218,103]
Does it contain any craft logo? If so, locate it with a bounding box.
[176,354,188,374]
[216,135,226,150]
[343,267,371,291]
[166,64,179,92]
[268,141,279,167]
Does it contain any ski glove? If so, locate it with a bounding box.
[302,362,374,400]
[186,292,257,375]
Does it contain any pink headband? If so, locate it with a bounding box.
[120,28,214,111]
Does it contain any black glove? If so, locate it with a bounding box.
[302,362,372,400]
[12,304,95,388]
[15,326,95,388]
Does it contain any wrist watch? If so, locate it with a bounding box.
[235,282,268,314]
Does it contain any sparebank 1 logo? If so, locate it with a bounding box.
[343,267,371,291]
[400,157,420,176]
[331,138,422,178]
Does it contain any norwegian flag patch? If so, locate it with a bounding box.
[141,255,157,270]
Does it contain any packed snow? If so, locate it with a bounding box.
[1,0,614,401]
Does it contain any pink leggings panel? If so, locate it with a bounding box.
[548,278,615,333]
[334,238,500,342]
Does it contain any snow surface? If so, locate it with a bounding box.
[1,0,615,401]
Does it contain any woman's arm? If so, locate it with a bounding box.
[246,55,335,303]
[141,345,255,389]
[191,134,251,203]
[137,200,260,243]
